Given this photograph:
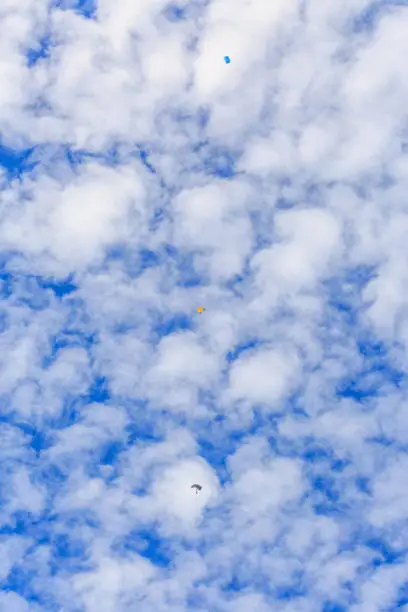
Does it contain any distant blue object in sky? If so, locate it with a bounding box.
[224,56,231,64]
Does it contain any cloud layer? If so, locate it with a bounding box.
[0,0,408,610]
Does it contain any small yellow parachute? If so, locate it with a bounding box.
[197,307,206,313]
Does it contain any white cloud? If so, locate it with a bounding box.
[147,457,220,532]
[0,535,33,581]
[351,562,408,612]
[232,456,303,515]
[226,346,300,409]
[0,590,40,612]
[46,403,128,464]
[0,162,147,274]
[145,331,220,413]
[369,454,408,528]
[72,554,156,612]
[173,180,253,282]
[252,208,342,295]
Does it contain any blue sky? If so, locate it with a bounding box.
[0,0,408,610]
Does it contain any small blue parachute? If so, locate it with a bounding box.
[224,56,231,64]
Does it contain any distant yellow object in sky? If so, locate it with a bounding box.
[197,307,206,313]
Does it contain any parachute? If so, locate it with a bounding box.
[197,307,206,313]
[191,484,202,494]
[224,56,231,64]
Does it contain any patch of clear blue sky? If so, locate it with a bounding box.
[39,275,77,298]
[0,508,40,538]
[0,140,160,185]
[0,263,77,351]
[153,312,193,337]
[61,143,157,173]
[42,328,96,369]
[104,245,163,280]
[195,413,255,486]
[274,576,306,601]
[161,0,212,37]
[321,603,347,612]
[163,3,187,22]
[1,128,237,196]
[0,143,35,179]
[320,264,407,403]
[48,396,84,432]
[52,0,96,19]
[49,533,91,573]
[26,34,51,67]
[353,0,408,33]
[3,526,91,609]
[0,273,13,301]
[34,144,152,176]
[161,244,205,287]
[80,404,166,477]
[396,582,408,608]
[87,376,110,404]
[196,438,231,485]
[113,527,173,568]
[226,339,264,363]
[0,309,9,334]
[365,535,404,566]
[275,179,327,211]
[192,140,238,178]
